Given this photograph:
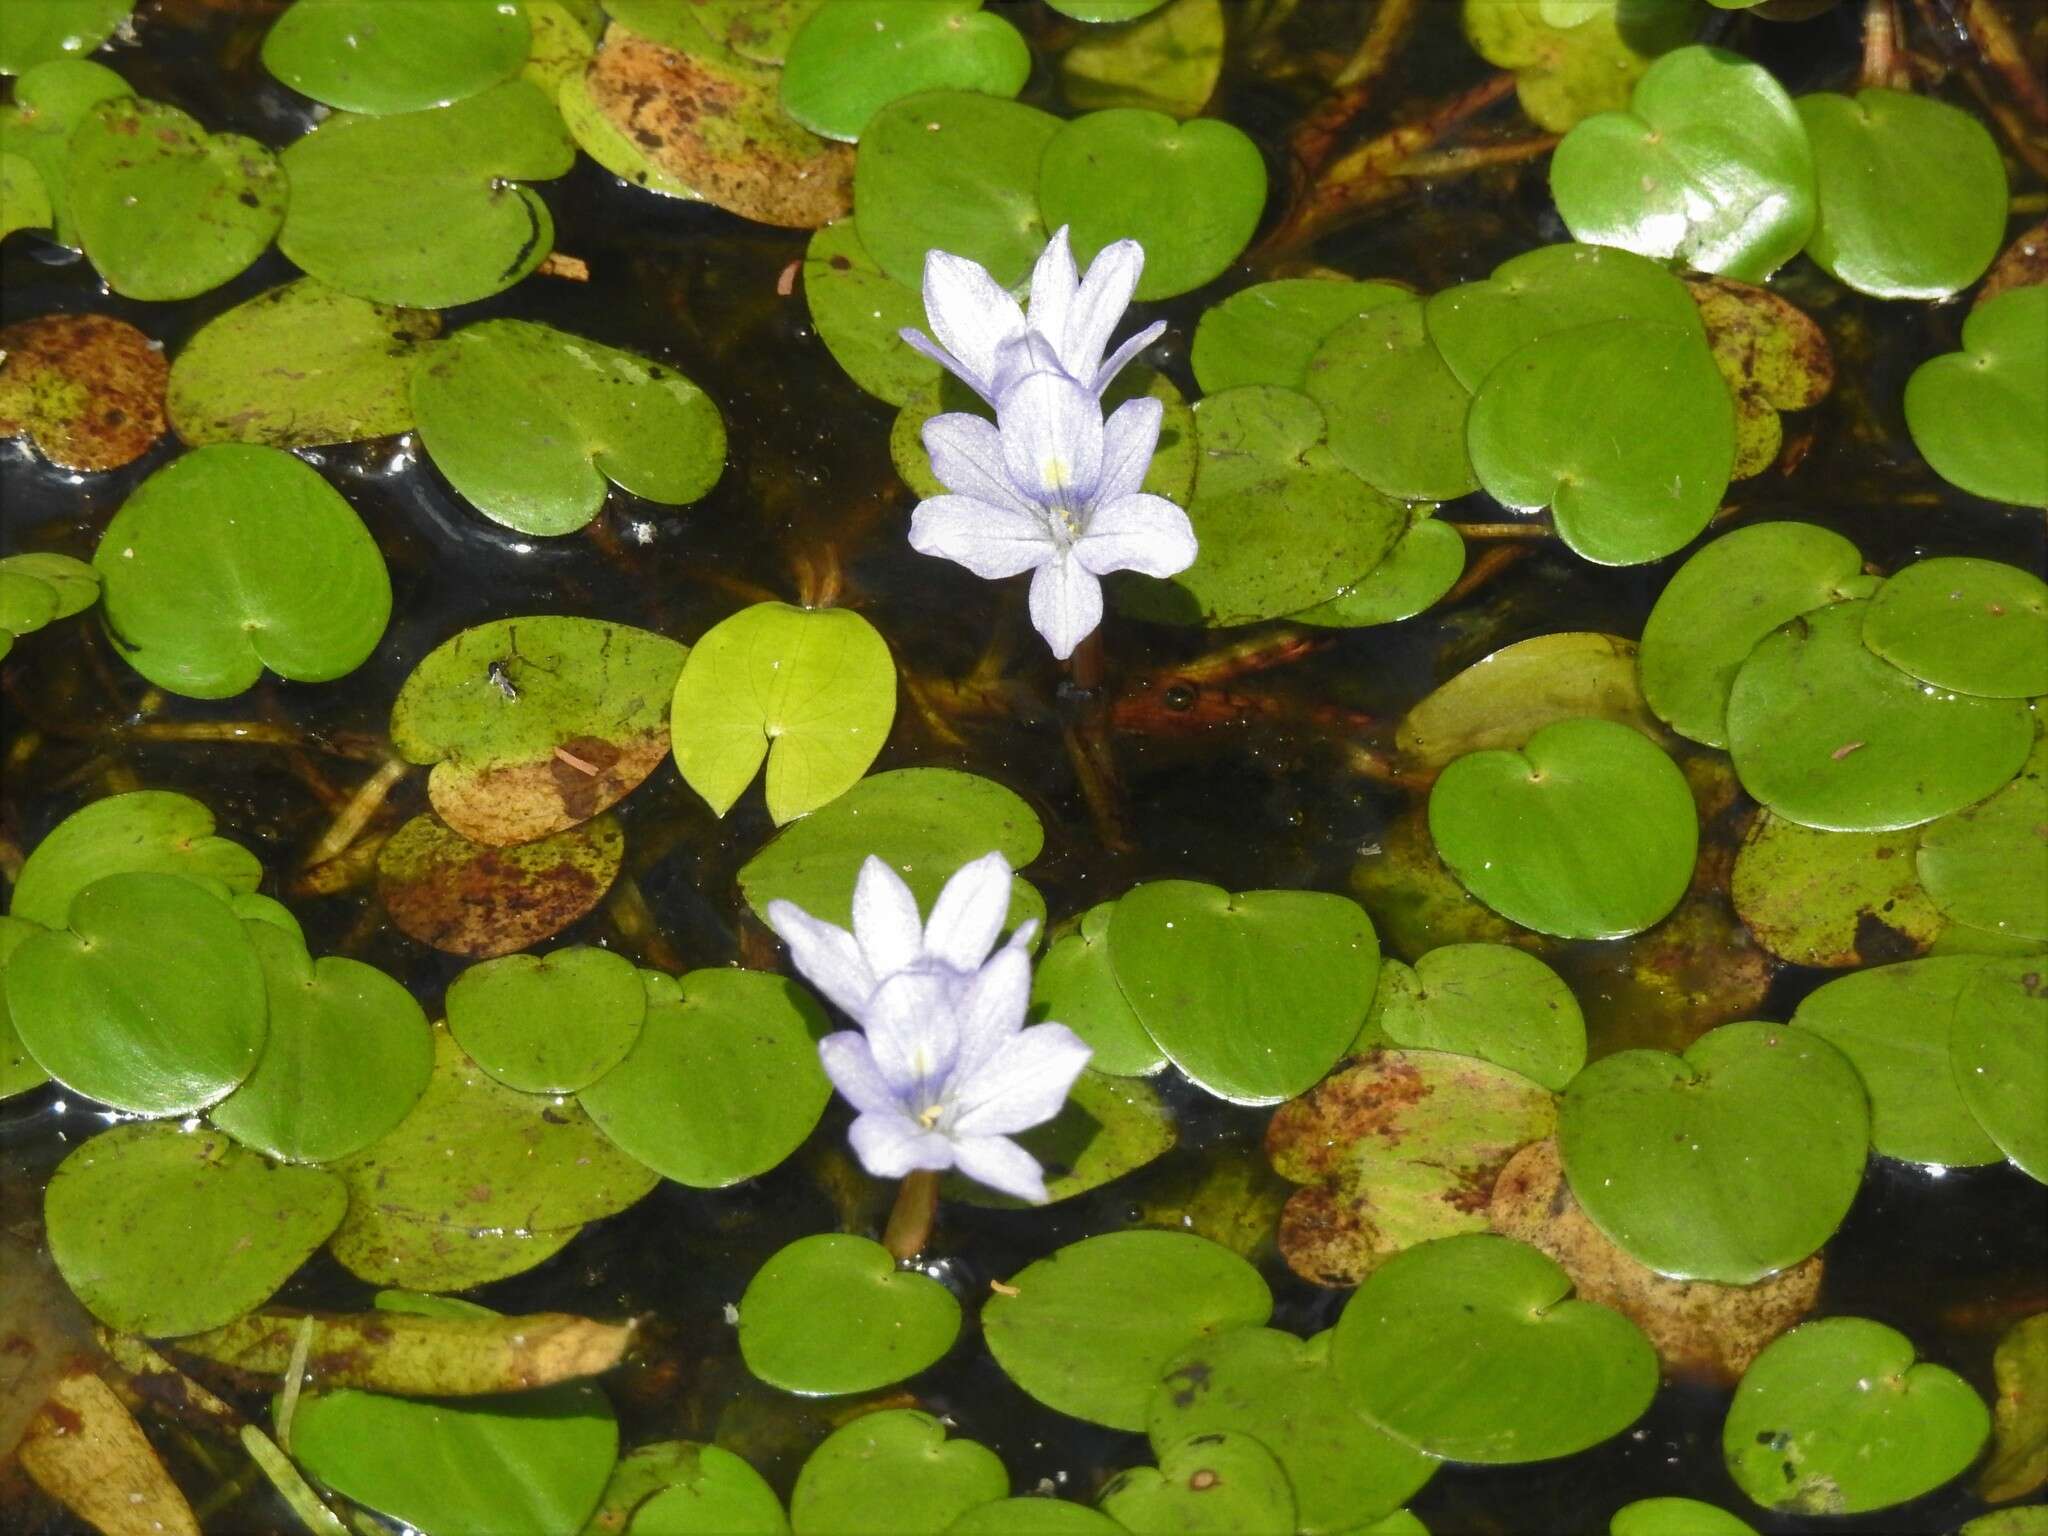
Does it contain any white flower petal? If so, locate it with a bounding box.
[1064,238,1145,384]
[923,251,1026,400]
[950,1133,1050,1203]
[1074,493,1198,578]
[851,856,925,980]
[763,901,874,1017]
[1027,226,1078,361]
[950,941,1032,1083]
[818,1031,906,1118]
[898,326,973,396]
[1090,320,1166,396]
[1097,395,1163,506]
[849,1112,957,1178]
[910,495,1057,580]
[997,372,1104,508]
[922,412,1042,517]
[863,969,961,1105]
[1027,552,1104,660]
[921,850,1016,973]
[949,1021,1092,1138]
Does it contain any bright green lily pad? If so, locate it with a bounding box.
[522,0,599,98]
[1789,955,2004,1166]
[855,89,1060,289]
[1951,959,2048,1182]
[1307,297,1479,502]
[1904,286,2048,509]
[1797,88,2006,300]
[1049,0,1170,18]
[1097,1431,1296,1535]
[1723,1317,1989,1514]
[1037,108,1264,302]
[738,767,1044,938]
[1638,521,1871,749]
[209,922,433,1163]
[1060,0,1223,119]
[0,150,49,240]
[1724,599,2033,832]
[290,1293,619,1536]
[0,58,130,246]
[790,1410,1006,1536]
[9,789,259,930]
[1918,745,2048,943]
[1117,385,1405,627]
[1550,45,1814,281]
[1190,278,1408,396]
[327,1025,658,1290]
[0,551,98,621]
[262,0,530,115]
[166,278,442,448]
[949,1499,1121,1535]
[586,1441,789,1536]
[577,968,831,1188]
[804,219,941,406]
[0,916,48,1098]
[1863,556,2048,699]
[0,0,132,75]
[45,1120,345,1335]
[781,1,1028,143]
[1428,717,1698,939]
[1107,879,1379,1104]
[1148,1328,1435,1532]
[1378,943,1584,1089]
[738,1233,960,1395]
[1267,1046,1557,1286]
[1559,1020,1869,1282]
[1465,318,1734,565]
[1461,0,1699,133]
[391,615,687,847]
[671,602,895,825]
[445,945,646,1094]
[411,318,726,536]
[1398,631,1663,769]
[1291,513,1464,629]
[94,443,391,699]
[1730,812,1946,969]
[8,871,266,1115]
[279,79,574,307]
[984,1230,1272,1431]
[67,97,285,300]
[1610,1498,1757,1536]
[1331,1232,1658,1463]
[944,1070,1176,1208]
[1029,902,1163,1076]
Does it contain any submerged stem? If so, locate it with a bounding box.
[884,1170,941,1262]
[1061,630,1137,854]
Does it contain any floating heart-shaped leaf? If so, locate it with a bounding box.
[0,147,49,240]
[376,811,624,959]
[671,602,895,825]
[984,1231,1272,1430]
[1918,742,2048,944]
[0,58,129,246]
[1191,278,1408,396]
[781,1,1028,143]
[412,319,726,536]
[1038,108,1265,301]
[1904,287,2048,509]
[1797,88,2006,300]
[1688,277,1834,479]
[9,871,266,1115]
[1398,631,1662,769]
[586,1441,788,1536]
[46,1121,345,1335]
[1061,0,1223,120]
[1462,0,1695,133]
[167,278,441,449]
[738,1233,961,1395]
[1725,600,2033,832]
[0,917,48,1098]
[1097,1431,1296,1535]
[1550,46,1814,281]
[1951,959,2048,1183]
[447,945,646,1094]
[1148,1328,1435,1532]
[262,0,530,114]
[790,1410,1005,1536]
[1107,879,1379,1104]
[557,63,700,198]
[1724,1317,1989,1515]
[804,219,940,406]
[1559,1020,1869,1283]
[1611,1499,1758,1536]
[1730,812,1945,969]
[392,615,687,847]
[0,312,167,471]
[9,789,259,929]
[95,444,390,698]
[1307,297,1478,502]
[1029,901,1163,1076]
[578,968,830,1187]
[1428,717,1698,939]
[1291,512,1464,629]
[0,0,133,75]
[1331,1232,1658,1463]
[208,922,433,1163]
[1863,556,2048,700]
[1378,943,1585,1088]
[280,79,574,307]
[952,1498,1122,1534]
[67,98,284,300]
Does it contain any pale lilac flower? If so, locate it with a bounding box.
[768,853,1091,1204]
[900,226,1166,406]
[909,370,1198,659]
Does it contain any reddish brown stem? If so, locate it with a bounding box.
[1290,0,1423,178]
[883,1171,940,1261]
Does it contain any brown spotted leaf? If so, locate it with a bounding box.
[376,811,623,959]
[1732,810,1943,968]
[1688,276,1834,480]
[1266,1046,1555,1288]
[586,26,852,229]
[19,1368,200,1536]
[0,313,167,470]
[1490,1138,1819,1384]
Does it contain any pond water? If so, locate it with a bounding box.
[2,1,2045,1534]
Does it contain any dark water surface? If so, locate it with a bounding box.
[4,2,2045,1532]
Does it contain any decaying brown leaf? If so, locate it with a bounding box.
[1979,1311,2048,1503]
[376,810,623,958]
[18,1368,200,1536]
[1688,276,1834,480]
[429,731,670,849]
[95,1331,241,1433]
[0,314,168,471]
[1489,1138,1819,1383]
